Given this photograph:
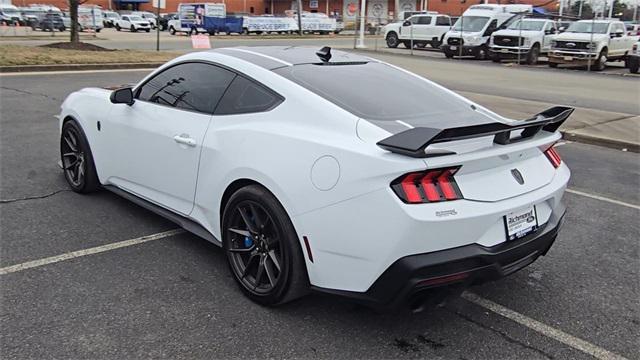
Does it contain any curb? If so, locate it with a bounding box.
[561,131,639,153]
[0,62,163,73]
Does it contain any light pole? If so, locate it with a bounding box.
[356,0,367,48]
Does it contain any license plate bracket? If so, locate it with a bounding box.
[504,205,539,241]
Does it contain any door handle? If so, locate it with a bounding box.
[173,134,196,147]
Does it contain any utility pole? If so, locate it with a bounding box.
[607,0,614,18]
[356,0,367,47]
[634,0,638,21]
[297,0,303,35]
[559,0,564,17]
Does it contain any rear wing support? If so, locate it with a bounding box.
[377,106,574,158]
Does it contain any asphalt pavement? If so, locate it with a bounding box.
[1,64,639,359]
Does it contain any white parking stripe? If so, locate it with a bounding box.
[566,188,640,210]
[462,292,629,360]
[0,229,184,275]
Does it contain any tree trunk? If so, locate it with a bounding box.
[69,0,79,43]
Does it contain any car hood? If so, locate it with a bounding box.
[553,32,607,41]
[492,29,541,37]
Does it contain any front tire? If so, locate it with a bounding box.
[222,185,309,306]
[115,24,121,31]
[60,120,99,194]
[629,58,639,73]
[592,49,607,71]
[386,31,399,48]
[526,44,540,65]
[475,44,488,60]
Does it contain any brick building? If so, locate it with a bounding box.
[12,0,557,18]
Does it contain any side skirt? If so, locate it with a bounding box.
[104,185,221,246]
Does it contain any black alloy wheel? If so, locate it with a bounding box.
[223,185,308,305]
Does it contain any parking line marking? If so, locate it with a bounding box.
[566,188,640,210]
[462,292,629,360]
[0,229,184,275]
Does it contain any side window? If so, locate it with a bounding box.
[417,16,432,25]
[122,16,128,21]
[137,62,236,114]
[215,76,283,115]
[436,16,450,26]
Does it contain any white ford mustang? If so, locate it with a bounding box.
[58,46,571,310]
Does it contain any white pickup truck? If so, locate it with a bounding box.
[490,18,558,65]
[382,13,452,49]
[548,20,636,71]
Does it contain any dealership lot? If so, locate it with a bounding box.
[2,28,637,77]
[1,53,638,359]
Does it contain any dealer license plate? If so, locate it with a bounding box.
[504,205,538,241]
[450,46,457,51]
[500,49,509,53]
[564,56,573,61]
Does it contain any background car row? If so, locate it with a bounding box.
[382,4,640,73]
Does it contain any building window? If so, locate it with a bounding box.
[250,7,254,13]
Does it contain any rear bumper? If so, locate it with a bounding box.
[313,203,565,310]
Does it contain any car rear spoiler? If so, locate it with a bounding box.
[376,106,574,158]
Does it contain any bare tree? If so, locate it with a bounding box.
[69,0,89,43]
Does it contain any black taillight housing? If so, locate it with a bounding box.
[391,167,463,204]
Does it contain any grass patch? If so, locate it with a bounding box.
[0,44,181,66]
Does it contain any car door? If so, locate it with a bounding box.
[542,21,555,50]
[121,15,130,28]
[434,15,451,39]
[105,62,236,215]
[413,15,432,40]
[608,23,624,57]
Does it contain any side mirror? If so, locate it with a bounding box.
[110,87,134,106]
[615,29,624,37]
[558,26,566,32]
[402,20,411,27]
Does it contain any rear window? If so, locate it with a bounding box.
[274,62,473,122]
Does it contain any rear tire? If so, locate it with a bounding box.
[548,62,558,68]
[629,58,639,73]
[115,24,121,31]
[169,26,176,35]
[222,185,309,306]
[443,49,454,58]
[60,120,100,194]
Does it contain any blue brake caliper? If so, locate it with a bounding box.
[244,236,253,248]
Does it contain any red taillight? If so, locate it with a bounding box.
[392,167,463,204]
[544,146,562,168]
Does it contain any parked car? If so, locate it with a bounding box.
[115,15,151,32]
[548,20,635,71]
[626,23,640,36]
[58,46,572,310]
[131,11,157,29]
[60,11,71,29]
[383,12,451,49]
[159,12,177,31]
[103,11,120,28]
[0,4,25,26]
[490,18,558,65]
[628,41,639,73]
[27,10,65,32]
[442,4,532,59]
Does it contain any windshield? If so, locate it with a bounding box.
[507,20,545,31]
[452,16,490,32]
[129,15,143,21]
[566,22,609,34]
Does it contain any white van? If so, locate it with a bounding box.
[78,6,104,32]
[168,3,225,35]
[442,4,531,59]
